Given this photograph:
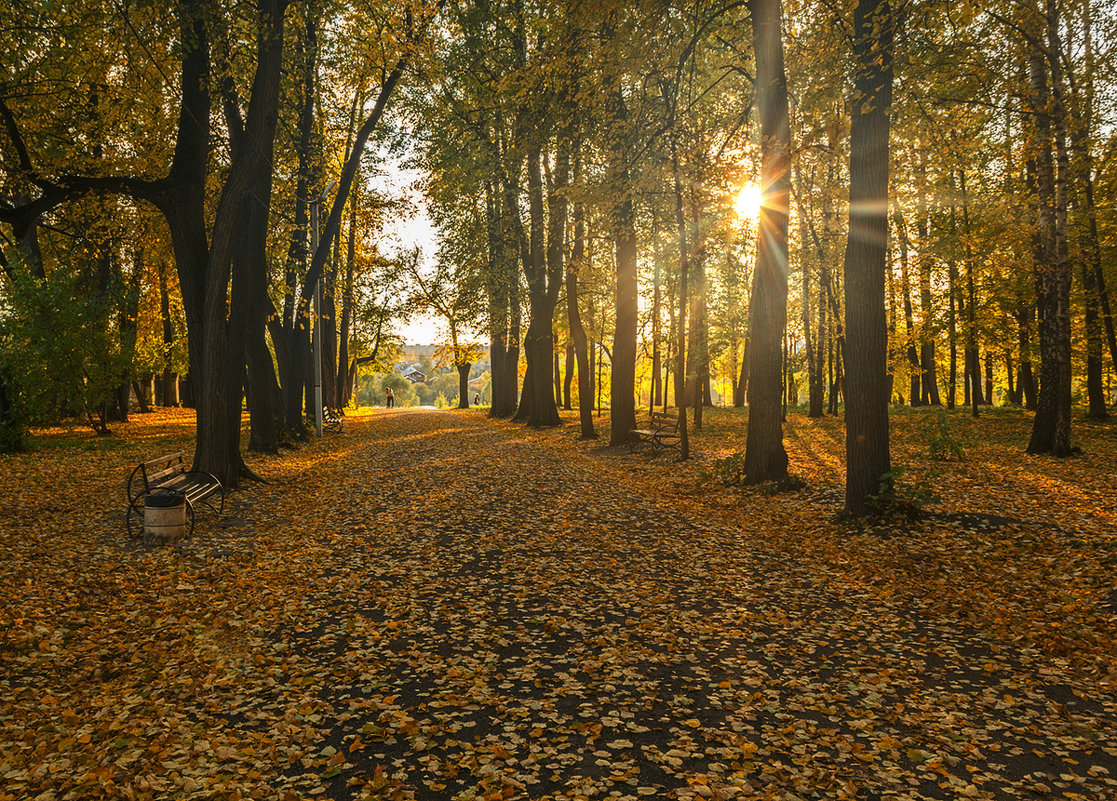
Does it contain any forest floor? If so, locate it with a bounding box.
[1,404,1115,801]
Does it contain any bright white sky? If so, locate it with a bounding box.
[375,142,442,346]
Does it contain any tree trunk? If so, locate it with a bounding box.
[337,188,358,407]
[458,363,471,409]
[1005,351,1018,404]
[894,206,921,405]
[797,170,819,416]
[916,153,940,405]
[652,231,663,410]
[513,147,561,426]
[1026,13,1074,456]
[959,169,984,416]
[1068,13,1109,417]
[563,343,574,410]
[843,0,893,515]
[608,92,639,446]
[947,254,958,410]
[668,132,692,459]
[486,182,520,418]
[744,0,791,484]
[568,190,597,439]
[553,350,561,408]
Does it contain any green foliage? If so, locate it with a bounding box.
[0,266,125,436]
[435,391,449,409]
[413,382,434,406]
[924,410,966,461]
[696,451,748,487]
[0,365,26,452]
[867,466,940,520]
[382,374,417,407]
[429,372,459,404]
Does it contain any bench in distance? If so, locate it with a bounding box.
[628,411,682,455]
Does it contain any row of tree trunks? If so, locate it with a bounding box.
[1025,1,1073,456]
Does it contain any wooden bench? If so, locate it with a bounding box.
[629,411,682,454]
[323,407,343,434]
[126,452,225,539]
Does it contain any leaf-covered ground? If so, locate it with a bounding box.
[1,406,1115,800]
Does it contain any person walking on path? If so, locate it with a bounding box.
[386,387,394,408]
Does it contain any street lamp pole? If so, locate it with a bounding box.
[311,180,337,437]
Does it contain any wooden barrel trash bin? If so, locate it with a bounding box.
[144,490,188,542]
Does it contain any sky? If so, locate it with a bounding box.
[382,201,441,346]
[375,147,442,346]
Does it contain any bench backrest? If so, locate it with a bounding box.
[140,452,187,490]
[649,412,680,429]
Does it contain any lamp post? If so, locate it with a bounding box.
[310,180,338,437]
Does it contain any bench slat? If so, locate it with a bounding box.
[145,464,186,485]
[142,452,184,469]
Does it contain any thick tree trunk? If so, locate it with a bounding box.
[235,148,281,453]
[513,147,561,426]
[277,7,316,440]
[458,363,471,409]
[1026,18,1074,455]
[198,0,287,485]
[843,0,893,515]
[744,0,791,484]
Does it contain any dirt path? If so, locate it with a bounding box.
[4,408,1114,801]
[258,409,1116,801]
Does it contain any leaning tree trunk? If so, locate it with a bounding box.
[743,0,791,484]
[842,0,894,515]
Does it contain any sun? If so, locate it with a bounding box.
[734,182,763,221]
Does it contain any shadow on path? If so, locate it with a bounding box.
[268,410,1117,801]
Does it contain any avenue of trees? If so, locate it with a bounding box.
[1,0,1114,515]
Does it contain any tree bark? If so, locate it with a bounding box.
[568,187,597,439]
[916,152,940,405]
[894,206,921,406]
[743,0,791,484]
[513,146,562,426]
[1026,8,1074,456]
[843,0,894,515]
[671,138,691,461]
[607,82,639,446]
[458,362,471,409]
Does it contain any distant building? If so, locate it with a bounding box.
[400,366,427,384]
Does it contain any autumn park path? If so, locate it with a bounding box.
[249,409,1116,801]
[2,407,1115,801]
